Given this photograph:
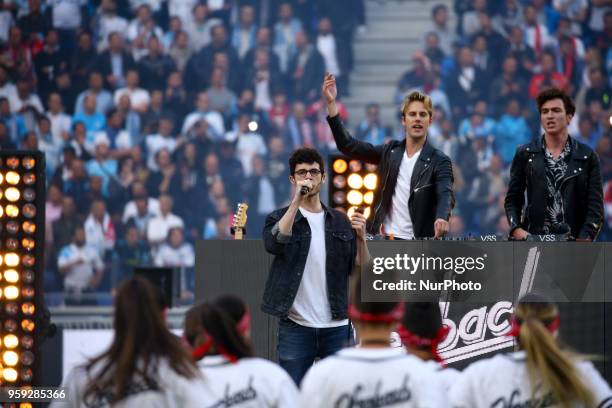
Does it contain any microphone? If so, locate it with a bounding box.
[300,186,310,195]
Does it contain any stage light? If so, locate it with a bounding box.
[349,160,362,172]
[5,171,19,184]
[3,367,18,382]
[3,335,18,349]
[364,191,374,205]
[4,269,19,283]
[347,190,363,206]
[5,253,19,267]
[333,159,348,174]
[332,175,346,189]
[333,191,346,205]
[347,174,363,189]
[3,351,18,366]
[363,174,377,190]
[5,187,20,202]
[363,207,371,219]
[0,151,44,386]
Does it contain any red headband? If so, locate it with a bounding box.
[397,325,450,366]
[507,316,560,337]
[236,309,251,335]
[191,310,251,363]
[348,303,404,323]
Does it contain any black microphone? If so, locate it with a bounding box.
[300,186,310,195]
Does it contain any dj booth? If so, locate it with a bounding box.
[195,239,611,382]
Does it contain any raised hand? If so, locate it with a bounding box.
[321,72,337,104]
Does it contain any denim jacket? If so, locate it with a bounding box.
[261,203,356,319]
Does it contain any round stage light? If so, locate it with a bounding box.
[4,269,19,283]
[3,367,18,382]
[21,303,35,315]
[20,351,34,366]
[23,255,35,267]
[332,175,346,189]
[22,238,35,250]
[333,159,348,174]
[5,171,19,184]
[22,156,36,169]
[22,286,35,299]
[364,173,377,190]
[5,187,20,202]
[347,206,357,218]
[347,174,363,189]
[21,336,33,349]
[4,319,18,332]
[23,173,35,185]
[21,319,35,332]
[6,157,19,169]
[4,285,18,300]
[6,221,18,234]
[332,191,346,205]
[6,238,18,250]
[23,188,35,201]
[349,160,362,172]
[6,204,18,217]
[364,191,374,205]
[5,253,19,267]
[3,335,18,349]
[2,351,18,367]
[5,302,17,315]
[21,270,34,284]
[347,190,363,205]
[23,204,36,218]
[20,368,33,382]
[22,221,35,234]
[365,163,378,172]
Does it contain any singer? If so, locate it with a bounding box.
[323,73,455,239]
[262,147,369,385]
[505,88,604,240]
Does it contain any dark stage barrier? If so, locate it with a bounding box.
[195,240,611,382]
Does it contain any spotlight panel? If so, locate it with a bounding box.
[0,151,45,388]
[328,155,377,223]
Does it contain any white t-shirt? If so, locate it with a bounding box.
[146,213,185,244]
[288,208,347,328]
[114,87,151,111]
[50,358,207,408]
[422,360,461,393]
[122,197,161,223]
[300,347,449,407]
[145,134,178,171]
[449,351,612,408]
[196,355,299,408]
[57,243,104,290]
[383,150,420,239]
[234,132,267,177]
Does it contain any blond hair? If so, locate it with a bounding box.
[514,294,596,408]
[400,91,433,118]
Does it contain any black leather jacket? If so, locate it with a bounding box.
[261,204,356,319]
[327,115,455,238]
[504,136,604,240]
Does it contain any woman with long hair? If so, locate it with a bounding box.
[450,293,612,407]
[300,275,448,407]
[399,302,460,391]
[184,294,299,407]
[52,277,205,407]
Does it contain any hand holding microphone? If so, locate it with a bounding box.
[294,180,313,203]
[300,185,310,196]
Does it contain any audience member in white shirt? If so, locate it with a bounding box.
[146,194,185,246]
[113,70,151,112]
[225,112,266,176]
[57,225,105,293]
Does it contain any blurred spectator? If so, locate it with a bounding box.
[426,4,455,55]
[268,90,290,133]
[86,133,118,198]
[445,46,486,117]
[75,71,114,115]
[58,225,105,305]
[243,27,281,82]
[462,0,488,37]
[231,5,257,60]
[396,52,432,104]
[63,158,92,215]
[0,121,16,149]
[37,115,63,174]
[212,50,243,95]
[84,198,116,259]
[52,195,79,263]
[528,51,568,99]
[556,35,583,95]
[154,226,194,268]
[267,135,290,204]
[11,77,43,114]
[182,91,225,140]
[96,32,136,90]
[523,5,554,54]
[116,93,142,144]
[309,97,348,151]
[584,67,611,110]
[141,89,165,133]
[115,222,151,282]
[471,34,495,83]
[168,30,192,72]
[245,48,283,111]
[16,0,48,39]
[93,0,129,52]
[34,29,66,103]
[507,26,537,80]
[218,140,244,204]
[227,111,267,176]
[553,0,587,36]
[474,13,509,63]
[127,3,163,61]
[49,0,86,50]
[273,2,303,73]
[0,3,12,44]
[284,100,314,150]
[431,117,460,162]
[489,55,527,115]
[137,36,177,91]
[146,147,175,197]
[316,18,344,93]
[123,181,160,225]
[492,0,524,36]
[0,26,33,79]
[69,32,97,93]
[0,96,26,144]
[145,115,182,170]
[184,3,222,53]
[356,103,390,145]
[104,107,133,156]
[423,32,445,73]
[21,129,38,149]
[47,92,71,144]
[0,66,17,101]
[206,66,236,117]
[164,71,188,119]
[494,98,532,165]
[146,193,184,246]
[113,69,151,112]
[73,94,106,145]
[69,123,92,161]
[575,115,602,149]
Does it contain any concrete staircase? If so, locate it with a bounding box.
[344,0,453,129]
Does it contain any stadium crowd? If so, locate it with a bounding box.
[0,0,609,302]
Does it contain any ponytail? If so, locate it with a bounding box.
[189,301,254,363]
[514,295,596,408]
